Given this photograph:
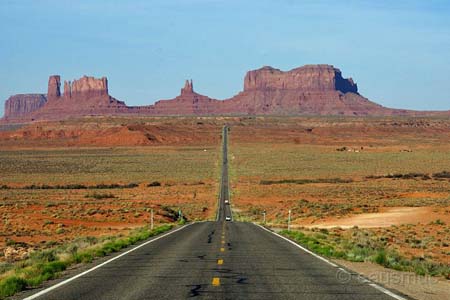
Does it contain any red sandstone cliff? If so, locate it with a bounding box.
[216,65,388,116]
[244,65,357,93]
[3,94,47,120]
[2,64,449,123]
[30,75,127,120]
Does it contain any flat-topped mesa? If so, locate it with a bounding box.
[63,76,108,99]
[244,64,358,94]
[181,79,194,95]
[47,75,61,101]
[3,94,47,119]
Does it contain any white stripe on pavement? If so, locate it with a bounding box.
[254,223,407,300]
[23,224,193,300]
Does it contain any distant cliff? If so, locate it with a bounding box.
[2,64,449,122]
[244,65,357,93]
[4,94,47,119]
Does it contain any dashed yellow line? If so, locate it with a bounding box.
[217,259,223,265]
[221,240,225,244]
[212,277,220,286]
[220,247,225,252]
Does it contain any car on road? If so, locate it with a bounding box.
[224,200,229,204]
[225,216,231,221]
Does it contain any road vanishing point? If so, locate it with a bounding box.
[22,126,408,300]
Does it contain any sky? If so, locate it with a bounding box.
[1,0,450,116]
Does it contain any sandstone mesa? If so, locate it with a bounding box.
[2,64,448,122]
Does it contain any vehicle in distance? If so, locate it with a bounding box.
[225,200,229,204]
[225,216,231,221]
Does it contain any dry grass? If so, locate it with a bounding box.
[0,145,220,261]
[228,116,450,276]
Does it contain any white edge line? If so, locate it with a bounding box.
[369,283,407,300]
[254,223,408,300]
[22,223,193,300]
[255,223,338,267]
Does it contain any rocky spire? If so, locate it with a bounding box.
[47,75,61,101]
[64,80,72,98]
[181,79,194,94]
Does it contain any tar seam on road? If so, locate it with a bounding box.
[254,223,408,300]
[22,224,193,300]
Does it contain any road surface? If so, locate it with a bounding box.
[24,126,405,300]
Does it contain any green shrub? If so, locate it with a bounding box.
[0,276,27,298]
[0,224,174,299]
[374,249,387,266]
[281,229,450,279]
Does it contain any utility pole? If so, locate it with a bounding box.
[150,209,154,230]
[263,211,266,224]
[288,209,291,231]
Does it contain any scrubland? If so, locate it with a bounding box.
[228,116,450,278]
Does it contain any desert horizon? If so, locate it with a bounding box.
[0,1,449,300]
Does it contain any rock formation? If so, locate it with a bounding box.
[65,76,109,99]
[219,65,382,115]
[47,75,61,101]
[2,64,449,123]
[181,79,194,94]
[3,94,47,119]
[243,65,357,93]
[150,79,221,115]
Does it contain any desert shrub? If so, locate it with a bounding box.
[260,178,352,185]
[0,276,27,298]
[20,183,138,190]
[281,229,450,279]
[433,171,450,179]
[0,262,13,275]
[430,219,445,225]
[123,183,139,188]
[147,181,161,187]
[367,172,433,180]
[374,249,387,266]
[85,192,116,199]
[58,184,87,189]
[29,249,57,263]
[160,206,179,221]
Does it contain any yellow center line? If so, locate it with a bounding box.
[212,277,220,286]
[217,259,223,265]
[220,247,225,252]
[221,240,225,244]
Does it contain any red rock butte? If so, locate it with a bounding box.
[2,64,449,122]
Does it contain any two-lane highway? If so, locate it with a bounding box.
[23,126,405,300]
[217,125,232,222]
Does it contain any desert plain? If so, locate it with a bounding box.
[0,115,449,298]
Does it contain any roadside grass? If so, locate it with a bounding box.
[0,224,173,299]
[280,228,450,279]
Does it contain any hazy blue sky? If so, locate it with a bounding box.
[1,0,450,116]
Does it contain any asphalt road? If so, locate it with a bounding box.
[24,126,404,300]
[217,125,232,222]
